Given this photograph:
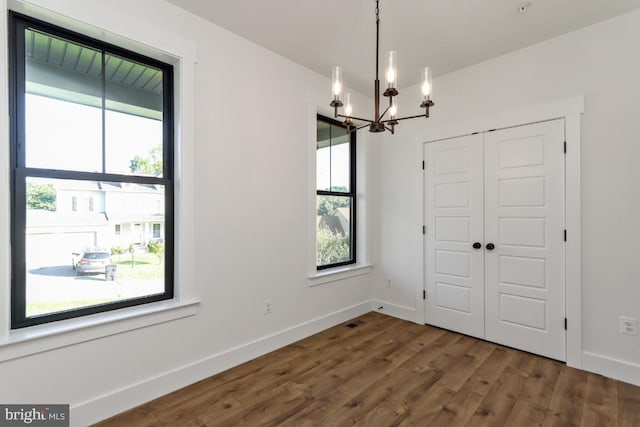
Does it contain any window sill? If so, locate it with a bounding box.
[308,263,373,286]
[0,299,200,363]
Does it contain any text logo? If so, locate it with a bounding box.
[1,405,68,426]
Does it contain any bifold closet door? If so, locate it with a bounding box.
[483,119,566,361]
[424,134,485,338]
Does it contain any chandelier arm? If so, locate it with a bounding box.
[382,113,428,123]
[336,114,374,124]
[379,104,390,121]
[343,122,371,135]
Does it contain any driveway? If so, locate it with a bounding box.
[26,265,164,303]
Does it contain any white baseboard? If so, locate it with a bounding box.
[72,300,372,427]
[582,351,640,386]
[371,300,416,323]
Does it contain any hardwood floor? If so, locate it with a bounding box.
[95,312,640,426]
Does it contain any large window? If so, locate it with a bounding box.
[316,115,356,269]
[9,13,174,328]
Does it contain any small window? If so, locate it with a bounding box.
[153,223,161,239]
[9,13,174,328]
[316,115,356,269]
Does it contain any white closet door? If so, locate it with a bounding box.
[425,135,485,338]
[483,119,566,361]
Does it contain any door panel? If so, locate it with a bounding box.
[484,119,566,361]
[425,135,484,338]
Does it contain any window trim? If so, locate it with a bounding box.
[8,12,175,329]
[316,114,357,270]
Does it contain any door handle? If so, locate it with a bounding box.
[472,242,482,249]
[486,243,495,250]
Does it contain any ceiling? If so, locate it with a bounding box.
[166,0,640,95]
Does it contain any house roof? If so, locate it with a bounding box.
[44,180,162,193]
[27,210,108,227]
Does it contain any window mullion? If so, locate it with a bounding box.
[101,49,107,174]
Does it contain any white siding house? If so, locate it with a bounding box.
[26,180,164,267]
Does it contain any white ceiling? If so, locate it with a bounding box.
[166,0,640,95]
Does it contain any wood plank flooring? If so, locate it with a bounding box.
[95,312,640,426]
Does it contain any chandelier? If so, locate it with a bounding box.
[330,0,434,134]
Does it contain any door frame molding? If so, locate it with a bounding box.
[419,96,584,369]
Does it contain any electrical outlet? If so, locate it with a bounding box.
[619,316,637,335]
[264,299,272,315]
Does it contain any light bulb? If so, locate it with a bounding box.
[344,92,353,116]
[389,104,397,118]
[421,67,432,98]
[385,51,397,89]
[332,66,343,99]
[386,70,396,85]
[333,81,342,96]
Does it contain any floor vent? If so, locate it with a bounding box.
[346,320,364,328]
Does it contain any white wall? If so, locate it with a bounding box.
[375,8,640,383]
[3,1,640,423]
[0,0,377,425]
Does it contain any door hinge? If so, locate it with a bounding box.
[423,290,426,300]
[422,160,425,170]
[564,318,567,330]
[564,229,567,241]
[564,141,567,154]
[423,225,426,235]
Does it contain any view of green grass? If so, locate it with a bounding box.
[26,251,163,317]
[27,298,117,317]
[112,252,163,280]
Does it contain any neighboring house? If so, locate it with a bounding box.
[26,180,164,267]
[100,182,165,246]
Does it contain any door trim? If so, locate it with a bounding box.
[419,96,583,369]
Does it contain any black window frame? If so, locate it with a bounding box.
[316,114,357,270]
[8,12,175,329]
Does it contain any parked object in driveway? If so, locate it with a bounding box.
[72,249,112,275]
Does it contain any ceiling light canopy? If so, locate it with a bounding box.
[330,0,434,134]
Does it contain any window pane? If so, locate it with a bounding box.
[329,123,350,192]
[105,54,164,176]
[24,28,103,172]
[316,195,352,266]
[317,120,350,192]
[25,177,165,318]
[316,119,331,191]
